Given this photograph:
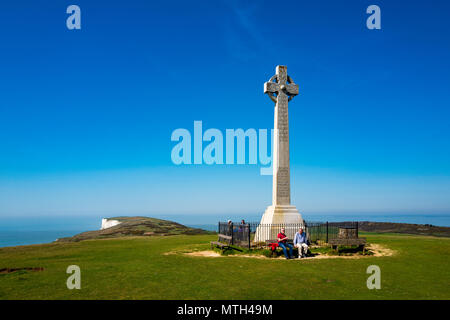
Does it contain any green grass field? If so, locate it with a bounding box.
[0,233,449,299]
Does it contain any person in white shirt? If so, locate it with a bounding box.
[293,228,308,258]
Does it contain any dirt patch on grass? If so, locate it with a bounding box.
[301,243,395,260]
[367,243,395,257]
[185,251,221,258]
[182,251,267,259]
[178,243,395,260]
[0,267,44,274]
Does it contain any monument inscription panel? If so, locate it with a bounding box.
[276,167,290,198]
[277,104,289,142]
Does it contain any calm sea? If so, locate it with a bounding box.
[1,213,449,248]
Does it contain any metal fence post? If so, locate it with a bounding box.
[247,224,251,250]
[231,222,234,245]
[356,221,359,238]
[326,221,329,243]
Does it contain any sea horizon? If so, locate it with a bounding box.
[1,212,449,248]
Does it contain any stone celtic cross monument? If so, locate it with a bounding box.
[255,65,304,242]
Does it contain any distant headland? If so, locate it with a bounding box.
[56,216,213,242]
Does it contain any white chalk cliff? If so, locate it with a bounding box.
[101,218,121,230]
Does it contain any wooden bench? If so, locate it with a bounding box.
[265,240,297,257]
[210,234,233,252]
[218,234,232,244]
[328,238,366,251]
[265,240,294,246]
[210,241,229,252]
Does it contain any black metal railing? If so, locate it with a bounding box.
[306,221,358,242]
[217,221,359,249]
[218,222,252,249]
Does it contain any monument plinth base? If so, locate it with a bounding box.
[254,205,304,243]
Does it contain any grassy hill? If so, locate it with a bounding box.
[0,232,449,299]
[56,216,212,242]
[358,221,450,237]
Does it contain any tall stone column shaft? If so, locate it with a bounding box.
[273,91,290,205]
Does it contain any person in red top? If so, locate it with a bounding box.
[277,228,294,259]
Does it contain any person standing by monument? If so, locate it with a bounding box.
[277,228,294,259]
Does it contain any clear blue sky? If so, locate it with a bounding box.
[0,0,449,218]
